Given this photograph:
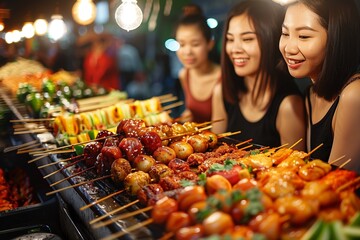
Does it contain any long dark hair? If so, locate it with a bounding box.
[221,0,290,104]
[296,0,360,100]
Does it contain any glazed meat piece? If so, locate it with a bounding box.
[101,146,122,161]
[168,158,190,173]
[118,137,144,163]
[124,171,151,195]
[96,130,115,140]
[177,171,199,182]
[159,176,182,191]
[153,146,176,165]
[139,131,163,155]
[198,157,227,173]
[200,130,219,149]
[137,184,165,206]
[111,158,132,184]
[187,135,209,153]
[103,136,122,147]
[83,141,103,167]
[215,143,238,155]
[148,164,174,182]
[95,153,111,176]
[187,153,206,167]
[117,119,147,138]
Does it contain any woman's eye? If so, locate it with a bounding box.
[299,35,310,39]
[243,38,254,42]
[281,32,289,37]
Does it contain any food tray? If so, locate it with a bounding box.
[0,137,63,239]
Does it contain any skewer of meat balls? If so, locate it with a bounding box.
[79,119,222,195]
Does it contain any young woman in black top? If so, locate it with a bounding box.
[212,0,306,149]
[279,0,360,171]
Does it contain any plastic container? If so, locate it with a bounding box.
[0,146,63,239]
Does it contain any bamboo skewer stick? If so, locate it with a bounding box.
[28,154,50,164]
[78,101,121,112]
[38,155,84,169]
[338,159,352,169]
[77,98,120,107]
[31,149,75,157]
[46,175,112,196]
[159,96,178,104]
[156,93,173,101]
[3,139,39,153]
[273,143,289,151]
[43,158,85,179]
[80,189,124,211]
[238,144,253,151]
[30,135,119,155]
[100,218,154,240]
[28,149,74,163]
[257,146,270,152]
[13,129,50,135]
[76,95,132,107]
[158,232,174,240]
[14,127,49,133]
[218,131,241,139]
[92,206,153,229]
[328,155,346,165]
[235,138,253,148]
[10,118,55,123]
[17,147,47,154]
[89,200,140,225]
[17,142,42,151]
[336,176,360,193]
[49,166,96,187]
[306,143,324,157]
[12,123,36,129]
[289,138,303,149]
[162,101,184,111]
[195,119,225,127]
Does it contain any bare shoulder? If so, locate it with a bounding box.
[279,94,305,112]
[340,78,360,105]
[212,82,223,97]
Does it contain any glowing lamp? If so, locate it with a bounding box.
[114,0,143,31]
[22,22,35,39]
[34,18,48,36]
[48,14,67,41]
[72,0,97,25]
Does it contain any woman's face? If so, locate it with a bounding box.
[175,25,213,69]
[279,3,327,81]
[225,14,261,79]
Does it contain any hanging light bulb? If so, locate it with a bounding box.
[48,14,67,41]
[0,21,4,32]
[114,0,143,31]
[72,0,97,25]
[12,30,22,43]
[5,31,13,44]
[22,22,35,39]
[34,18,48,36]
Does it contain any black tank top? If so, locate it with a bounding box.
[224,80,301,147]
[307,75,360,162]
[306,88,339,162]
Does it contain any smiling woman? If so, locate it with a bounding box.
[279,0,360,172]
[211,0,306,150]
